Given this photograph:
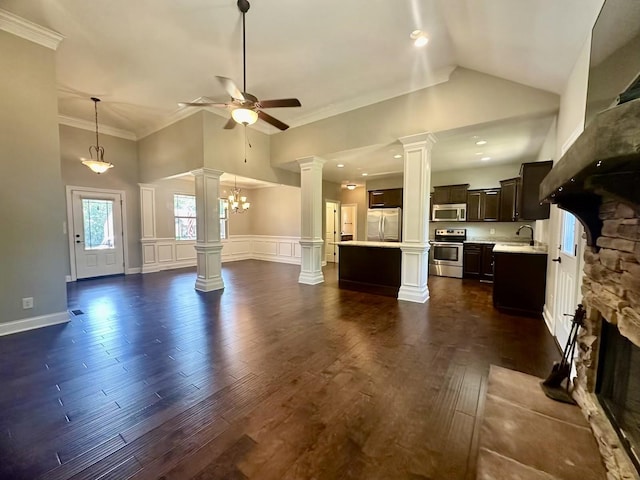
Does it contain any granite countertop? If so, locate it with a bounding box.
[492,243,548,254]
[335,240,404,248]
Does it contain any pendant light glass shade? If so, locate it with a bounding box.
[82,97,113,174]
[231,108,258,125]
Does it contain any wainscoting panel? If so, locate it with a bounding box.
[141,236,301,274]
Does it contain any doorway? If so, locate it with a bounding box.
[325,200,340,263]
[341,204,357,240]
[552,209,582,347]
[67,187,127,280]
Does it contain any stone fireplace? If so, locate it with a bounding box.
[541,98,640,479]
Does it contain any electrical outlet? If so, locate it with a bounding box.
[490,228,496,235]
[22,297,34,309]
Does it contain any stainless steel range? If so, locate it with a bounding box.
[429,228,466,278]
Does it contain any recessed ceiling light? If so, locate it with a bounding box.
[410,30,429,47]
[362,173,368,177]
[475,152,483,156]
[475,140,487,146]
[393,154,402,159]
[337,164,344,168]
[481,156,491,161]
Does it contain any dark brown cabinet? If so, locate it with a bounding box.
[519,160,553,220]
[466,189,500,222]
[499,177,521,222]
[493,251,547,317]
[432,184,469,204]
[463,243,495,281]
[368,188,403,208]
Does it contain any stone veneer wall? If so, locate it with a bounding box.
[575,198,640,480]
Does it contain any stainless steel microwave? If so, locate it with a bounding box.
[432,203,467,222]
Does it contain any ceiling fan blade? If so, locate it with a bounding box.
[216,76,245,101]
[258,110,290,131]
[223,117,237,129]
[258,98,302,108]
[179,101,228,108]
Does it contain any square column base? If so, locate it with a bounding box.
[397,244,430,303]
[194,244,224,292]
[299,239,324,285]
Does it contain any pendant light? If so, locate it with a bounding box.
[227,176,250,213]
[81,97,114,174]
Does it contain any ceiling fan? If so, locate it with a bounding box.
[179,0,301,131]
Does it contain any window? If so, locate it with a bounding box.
[82,198,115,249]
[174,194,196,240]
[561,210,577,256]
[220,198,229,240]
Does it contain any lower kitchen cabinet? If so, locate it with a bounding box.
[463,243,495,281]
[493,252,547,317]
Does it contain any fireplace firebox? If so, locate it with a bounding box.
[596,320,640,472]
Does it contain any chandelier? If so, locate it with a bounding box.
[81,97,114,174]
[228,177,250,213]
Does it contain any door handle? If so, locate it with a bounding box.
[552,257,561,263]
[76,240,83,244]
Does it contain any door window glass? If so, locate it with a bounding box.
[561,210,577,256]
[82,199,114,250]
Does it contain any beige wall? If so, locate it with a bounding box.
[0,31,68,323]
[366,175,404,190]
[202,112,300,187]
[60,125,142,270]
[432,163,522,190]
[249,185,301,237]
[138,113,205,183]
[271,68,559,165]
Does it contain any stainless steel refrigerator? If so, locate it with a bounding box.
[366,208,402,242]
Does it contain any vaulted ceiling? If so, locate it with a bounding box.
[2,0,604,139]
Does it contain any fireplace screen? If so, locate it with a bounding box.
[596,320,640,469]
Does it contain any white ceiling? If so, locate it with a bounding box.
[2,0,604,184]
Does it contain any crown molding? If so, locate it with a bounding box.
[58,115,137,141]
[137,99,214,140]
[0,9,63,50]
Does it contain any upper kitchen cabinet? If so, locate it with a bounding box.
[368,188,403,208]
[519,161,553,220]
[432,184,469,204]
[499,177,520,222]
[467,189,500,222]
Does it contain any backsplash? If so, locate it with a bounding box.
[428,221,533,242]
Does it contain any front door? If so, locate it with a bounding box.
[71,190,125,279]
[553,210,582,347]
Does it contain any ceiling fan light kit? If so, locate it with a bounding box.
[179,0,301,131]
[81,97,114,174]
[231,107,258,125]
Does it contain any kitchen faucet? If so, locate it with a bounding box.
[516,224,535,246]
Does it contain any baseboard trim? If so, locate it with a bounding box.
[543,304,554,333]
[0,311,70,337]
[127,267,142,275]
[65,275,72,283]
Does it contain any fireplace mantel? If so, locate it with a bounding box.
[540,98,640,246]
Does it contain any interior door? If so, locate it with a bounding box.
[553,210,581,347]
[72,191,125,279]
[325,201,339,263]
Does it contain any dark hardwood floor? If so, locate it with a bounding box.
[0,261,559,480]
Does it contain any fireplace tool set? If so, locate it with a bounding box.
[541,304,586,404]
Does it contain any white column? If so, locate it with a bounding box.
[139,183,159,273]
[191,168,224,292]
[397,133,437,303]
[297,156,325,285]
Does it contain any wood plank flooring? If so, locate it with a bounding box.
[0,261,560,479]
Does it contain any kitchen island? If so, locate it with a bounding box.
[336,241,403,297]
